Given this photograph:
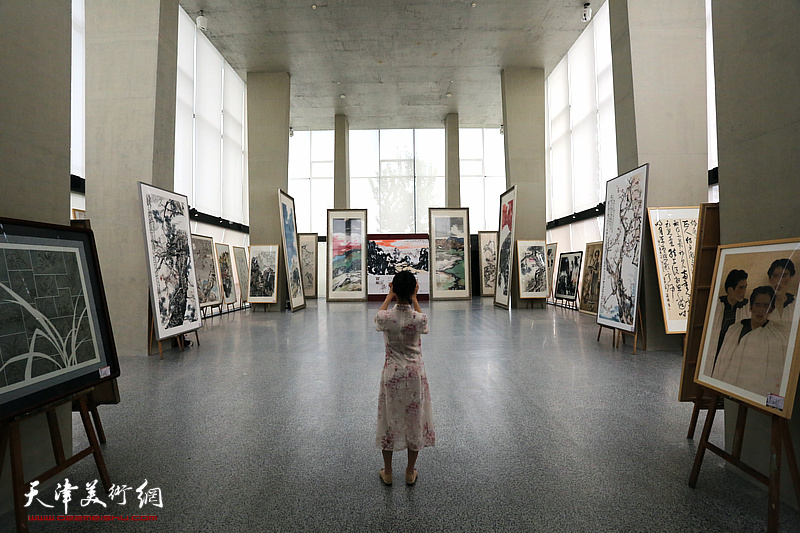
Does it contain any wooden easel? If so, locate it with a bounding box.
[596,305,646,354]
[689,393,800,532]
[147,312,200,359]
[0,390,111,533]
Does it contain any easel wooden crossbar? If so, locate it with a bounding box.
[596,305,646,354]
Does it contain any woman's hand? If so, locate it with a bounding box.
[379,282,395,311]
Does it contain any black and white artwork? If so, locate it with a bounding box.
[546,242,558,296]
[0,218,120,420]
[191,234,222,308]
[298,233,318,299]
[233,246,249,304]
[516,240,548,299]
[554,251,583,301]
[367,235,429,298]
[215,242,237,305]
[597,164,649,333]
[579,241,603,314]
[494,186,517,309]
[478,231,498,297]
[248,245,278,304]
[139,183,201,340]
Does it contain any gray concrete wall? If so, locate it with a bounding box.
[444,113,461,208]
[334,115,350,209]
[609,0,708,349]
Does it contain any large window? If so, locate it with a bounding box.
[288,130,335,234]
[459,128,506,231]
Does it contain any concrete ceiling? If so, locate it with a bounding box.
[178,0,601,130]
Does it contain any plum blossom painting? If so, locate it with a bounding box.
[139,183,201,340]
[278,190,306,311]
[516,240,548,299]
[248,245,278,304]
[327,209,368,301]
[298,233,318,299]
[233,246,249,304]
[429,208,471,300]
[368,234,429,299]
[0,218,120,420]
[214,242,237,305]
[494,186,517,309]
[191,234,222,308]
[478,231,498,296]
[597,164,649,333]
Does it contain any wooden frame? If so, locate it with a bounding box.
[546,242,558,297]
[327,209,368,301]
[516,240,548,299]
[278,189,306,311]
[214,242,237,305]
[191,234,223,308]
[494,186,517,309]
[70,208,86,220]
[579,241,603,315]
[428,207,471,300]
[597,164,649,333]
[694,238,800,418]
[554,251,583,301]
[367,233,430,300]
[298,233,319,299]
[478,231,498,297]
[648,207,700,334]
[233,246,249,304]
[248,245,279,304]
[0,217,120,421]
[138,182,202,340]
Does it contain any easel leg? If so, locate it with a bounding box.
[731,402,748,459]
[88,393,107,444]
[687,398,702,440]
[78,395,111,490]
[177,334,185,352]
[689,393,719,488]
[194,330,200,346]
[779,418,800,508]
[768,415,781,532]
[597,326,602,342]
[46,409,67,464]
[9,421,28,533]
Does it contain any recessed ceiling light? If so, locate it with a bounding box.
[340,94,346,99]
[312,4,317,9]
[446,93,452,98]
[471,2,477,7]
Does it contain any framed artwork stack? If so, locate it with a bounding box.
[298,233,319,299]
[516,240,548,299]
[428,208,471,300]
[478,231,498,297]
[278,190,306,311]
[214,242,237,306]
[327,209,368,301]
[494,186,517,309]
[367,234,429,300]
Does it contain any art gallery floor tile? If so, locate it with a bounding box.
[3,299,800,532]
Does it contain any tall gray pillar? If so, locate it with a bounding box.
[247,72,291,309]
[609,0,707,350]
[501,68,547,309]
[85,0,178,357]
[714,1,800,507]
[334,114,350,209]
[0,0,73,515]
[444,113,461,208]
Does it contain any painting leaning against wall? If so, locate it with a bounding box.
[248,245,278,304]
[233,246,249,304]
[215,242,237,305]
[191,234,222,308]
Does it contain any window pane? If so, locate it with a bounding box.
[350,177,380,231]
[414,129,445,176]
[310,178,334,234]
[459,128,483,157]
[349,130,379,177]
[379,176,415,232]
[460,160,483,176]
[288,179,311,233]
[311,130,334,161]
[311,161,334,178]
[483,129,506,177]
[484,176,507,232]
[380,160,413,176]
[289,131,311,180]
[380,129,414,160]
[415,176,445,232]
[461,176,485,231]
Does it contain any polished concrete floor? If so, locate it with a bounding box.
[3,298,800,532]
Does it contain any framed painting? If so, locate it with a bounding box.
[0,217,121,421]
[278,189,306,311]
[232,246,249,303]
[494,186,517,309]
[138,182,201,340]
[554,251,583,301]
[597,164,649,333]
[579,241,603,314]
[695,239,800,418]
[298,233,319,299]
[327,209,368,301]
[248,245,279,304]
[429,208,471,300]
[478,231,498,297]
[648,207,700,334]
[214,242,237,305]
[191,234,222,308]
[516,240,548,299]
[367,234,429,300]
[546,242,558,296]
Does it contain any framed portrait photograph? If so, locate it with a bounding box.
[138,182,201,340]
[0,217,120,421]
[367,234,429,300]
[648,207,700,334]
[579,241,603,314]
[298,233,319,299]
[248,245,279,304]
[478,231,498,297]
[516,240,548,299]
[695,239,800,418]
[494,186,517,309]
[597,164,649,333]
[232,246,249,304]
[546,242,558,296]
[278,189,306,311]
[327,209,368,301]
[554,251,583,301]
[191,234,223,308]
[214,242,237,305]
[429,208,471,300]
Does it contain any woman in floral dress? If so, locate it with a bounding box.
[375,271,435,486]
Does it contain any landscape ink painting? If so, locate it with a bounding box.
[278,190,306,311]
[494,186,517,309]
[367,235,429,298]
[327,210,367,301]
[429,208,470,300]
[248,245,278,304]
[233,246,249,304]
[478,231,498,296]
[215,242,237,305]
[191,235,222,308]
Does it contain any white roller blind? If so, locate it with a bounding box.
[70,0,85,179]
[194,33,223,215]
[222,63,245,222]
[174,8,195,204]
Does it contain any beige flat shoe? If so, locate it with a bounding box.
[405,469,418,486]
[380,468,392,485]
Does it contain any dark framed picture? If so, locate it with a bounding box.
[0,217,120,421]
[554,251,583,301]
[367,234,429,300]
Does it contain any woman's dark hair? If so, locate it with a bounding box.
[749,285,776,312]
[392,270,416,302]
[768,258,796,277]
[724,269,748,291]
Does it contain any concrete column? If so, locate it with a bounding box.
[444,113,461,208]
[247,72,291,309]
[609,0,707,350]
[501,68,547,309]
[334,114,350,209]
[713,1,800,507]
[0,0,73,515]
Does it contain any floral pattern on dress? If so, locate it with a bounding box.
[375,304,435,451]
